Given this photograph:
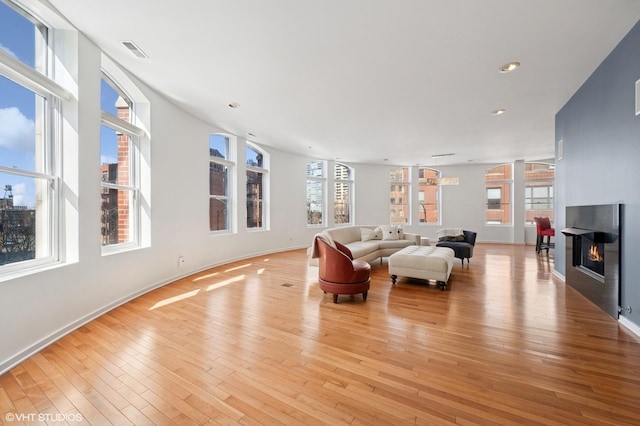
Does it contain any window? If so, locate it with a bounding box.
[246,143,267,229]
[209,134,234,232]
[334,163,353,225]
[485,164,511,224]
[0,1,66,270]
[99,64,149,250]
[418,167,440,223]
[524,162,554,225]
[306,160,325,226]
[389,167,410,223]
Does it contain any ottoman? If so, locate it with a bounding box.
[388,245,455,290]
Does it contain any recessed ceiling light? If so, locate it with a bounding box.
[491,109,506,115]
[432,153,455,159]
[247,132,256,137]
[499,62,520,73]
[228,102,240,109]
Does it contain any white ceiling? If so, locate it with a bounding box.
[47,0,640,166]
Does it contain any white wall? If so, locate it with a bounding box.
[0,31,547,374]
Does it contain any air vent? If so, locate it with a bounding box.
[121,41,148,59]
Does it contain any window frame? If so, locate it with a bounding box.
[245,142,268,231]
[484,164,512,225]
[389,167,410,224]
[99,69,145,254]
[417,167,441,224]
[306,160,326,227]
[524,162,554,225]
[333,162,353,226]
[209,134,234,233]
[0,1,70,274]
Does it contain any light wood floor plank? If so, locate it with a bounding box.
[2,244,640,425]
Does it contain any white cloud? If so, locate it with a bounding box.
[101,155,117,165]
[0,43,18,58]
[0,107,34,151]
[9,182,33,208]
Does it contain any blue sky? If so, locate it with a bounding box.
[1,1,37,206]
[1,1,117,206]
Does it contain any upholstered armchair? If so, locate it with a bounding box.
[435,229,477,265]
[315,235,371,303]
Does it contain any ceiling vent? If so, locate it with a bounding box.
[121,41,148,59]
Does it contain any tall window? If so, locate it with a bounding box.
[334,163,353,225]
[306,160,325,226]
[524,162,554,224]
[418,167,440,223]
[389,167,410,223]
[0,2,65,269]
[209,134,234,231]
[485,164,512,224]
[100,71,144,248]
[246,143,267,229]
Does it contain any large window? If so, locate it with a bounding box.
[0,1,65,270]
[524,162,554,225]
[334,163,353,225]
[246,143,267,229]
[389,167,410,223]
[209,134,234,232]
[485,164,512,224]
[418,167,440,223]
[100,72,143,248]
[306,160,325,226]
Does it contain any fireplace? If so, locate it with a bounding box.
[581,240,604,277]
[561,204,622,318]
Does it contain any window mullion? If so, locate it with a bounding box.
[0,49,71,101]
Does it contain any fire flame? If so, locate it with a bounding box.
[588,244,603,262]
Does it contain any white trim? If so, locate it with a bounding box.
[619,316,640,338]
[101,111,144,137]
[0,48,72,101]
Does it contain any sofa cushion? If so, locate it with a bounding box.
[377,239,415,249]
[380,224,400,240]
[360,227,382,242]
[345,241,380,259]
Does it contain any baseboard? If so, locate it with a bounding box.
[618,316,640,338]
[552,270,566,282]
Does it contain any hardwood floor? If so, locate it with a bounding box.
[1,244,640,425]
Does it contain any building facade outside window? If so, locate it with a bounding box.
[209,134,234,232]
[334,163,353,225]
[0,1,66,270]
[389,167,410,224]
[418,167,440,223]
[306,160,325,226]
[246,143,267,229]
[485,164,512,224]
[524,162,554,224]
[100,72,143,248]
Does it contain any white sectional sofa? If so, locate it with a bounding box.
[310,225,420,265]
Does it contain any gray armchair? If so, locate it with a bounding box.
[435,230,477,265]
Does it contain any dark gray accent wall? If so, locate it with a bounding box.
[555,20,640,326]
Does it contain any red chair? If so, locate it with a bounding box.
[534,217,555,254]
[315,235,370,303]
